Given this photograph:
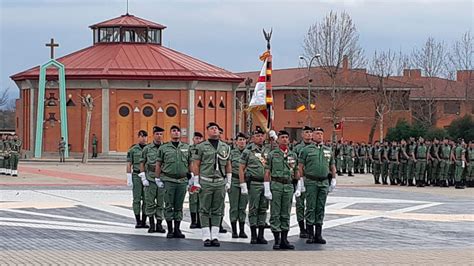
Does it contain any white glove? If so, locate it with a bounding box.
[329,178,337,193]
[126,173,133,187]
[225,173,232,191]
[268,130,278,141]
[294,179,303,197]
[240,183,248,194]
[193,175,201,189]
[263,181,272,200]
[300,178,306,193]
[139,172,149,186]
[155,178,164,188]
[188,176,194,188]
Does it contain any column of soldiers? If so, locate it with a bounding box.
[368,137,473,189]
[126,124,338,249]
[0,133,22,176]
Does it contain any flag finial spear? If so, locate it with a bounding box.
[263,28,272,50]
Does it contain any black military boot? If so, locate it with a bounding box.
[135,214,142,228]
[314,224,326,244]
[196,214,202,228]
[219,217,227,233]
[231,221,238,238]
[360,170,365,174]
[306,224,314,244]
[190,212,198,229]
[250,226,258,244]
[166,220,174,238]
[140,213,149,228]
[239,222,248,238]
[348,171,354,177]
[272,231,281,250]
[155,219,166,233]
[279,230,295,250]
[337,170,342,176]
[298,220,308,238]
[354,169,359,174]
[342,169,347,174]
[256,226,268,244]
[148,216,155,233]
[374,178,381,184]
[173,220,185,238]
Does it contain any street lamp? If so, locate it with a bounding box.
[299,54,321,127]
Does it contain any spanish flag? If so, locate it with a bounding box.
[248,51,273,132]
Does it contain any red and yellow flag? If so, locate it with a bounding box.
[248,51,273,132]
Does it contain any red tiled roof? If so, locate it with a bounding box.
[237,67,419,89]
[11,43,243,83]
[391,76,469,100]
[89,14,166,29]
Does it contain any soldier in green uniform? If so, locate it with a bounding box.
[438,137,452,187]
[380,141,389,185]
[239,126,270,245]
[291,126,313,239]
[265,130,298,250]
[0,134,5,175]
[4,135,12,175]
[428,138,441,186]
[424,139,432,185]
[228,132,248,238]
[92,133,98,158]
[298,127,336,244]
[466,141,474,187]
[335,141,343,176]
[353,143,360,174]
[451,140,466,189]
[189,132,203,229]
[126,130,149,229]
[414,137,428,187]
[399,139,410,186]
[9,134,21,176]
[369,141,382,184]
[366,142,373,174]
[407,137,417,186]
[192,122,231,247]
[58,137,66,163]
[139,126,166,234]
[387,141,399,185]
[156,125,191,238]
[357,142,368,174]
[342,141,355,176]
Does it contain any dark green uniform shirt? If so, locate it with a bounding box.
[299,143,335,179]
[140,142,162,181]
[240,143,269,182]
[157,141,191,183]
[193,140,231,179]
[127,144,145,174]
[453,145,464,161]
[439,144,451,159]
[265,148,298,182]
[415,144,428,159]
[230,147,244,177]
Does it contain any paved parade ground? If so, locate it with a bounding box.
[1,162,473,264]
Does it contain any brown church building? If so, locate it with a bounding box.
[11,14,243,156]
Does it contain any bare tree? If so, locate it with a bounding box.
[448,30,473,99]
[302,10,366,139]
[81,94,94,163]
[411,37,448,127]
[395,49,411,76]
[367,49,397,143]
[0,88,10,109]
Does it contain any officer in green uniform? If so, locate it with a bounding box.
[228,132,248,238]
[265,130,298,250]
[58,137,66,163]
[335,141,343,176]
[126,130,149,229]
[428,138,441,186]
[357,142,368,174]
[438,137,452,187]
[239,126,270,245]
[9,134,21,176]
[369,141,382,184]
[92,133,98,158]
[292,126,313,239]
[217,126,228,234]
[380,141,389,185]
[399,139,410,186]
[342,141,355,176]
[414,137,428,187]
[3,135,11,175]
[299,127,336,244]
[0,134,5,175]
[189,132,203,229]
[139,126,166,234]
[451,140,466,189]
[387,141,399,185]
[466,141,474,187]
[407,137,417,186]
[425,139,432,185]
[366,143,373,174]
[156,125,191,238]
[192,122,231,247]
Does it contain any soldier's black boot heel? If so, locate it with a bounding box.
[174,220,185,238]
[306,224,314,244]
[314,224,326,244]
[231,222,238,238]
[219,217,227,233]
[280,230,294,250]
[298,220,308,238]
[250,226,258,244]
[190,212,198,229]
[141,213,149,228]
[148,217,155,233]
[272,231,280,250]
[135,214,142,228]
[257,226,268,244]
[238,222,248,238]
[166,220,174,238]
[155,219,166,233]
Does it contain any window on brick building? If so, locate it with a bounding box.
[284,93,313,110]
[391,91,410,111]
[444,101,461,115]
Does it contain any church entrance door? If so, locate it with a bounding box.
[117,104,133,152]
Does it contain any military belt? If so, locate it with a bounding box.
[306,174,328,181]
[147,164,156,173]
[232,173,239,179]
[271,177,292,184]
[200,176,224,182]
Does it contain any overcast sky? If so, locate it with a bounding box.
[1,0,472,99]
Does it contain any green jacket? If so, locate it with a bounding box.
[440,144,451,159]
[415,144,428,159]
[192,140,231,179]
[265,148,298,182]
[127,144,145,174]
[453,145,464,161]
[140,142,162,181]
[157,141,191,183]
[240,143,269,182]
[299,143,335,179]
[293,141,312,157]
[230,147,244,177]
